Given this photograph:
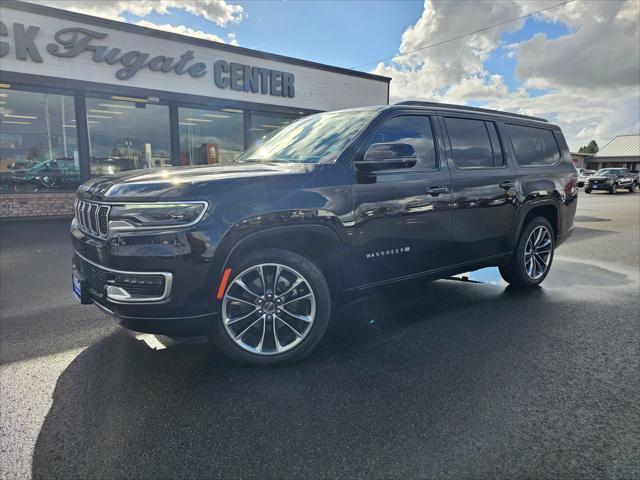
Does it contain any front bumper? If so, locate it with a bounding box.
[71,220,220,336]
[92,300,216,336]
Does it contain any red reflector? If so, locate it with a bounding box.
[216,268,232,300]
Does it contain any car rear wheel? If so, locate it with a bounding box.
[584,189,591,193]
[211,248,331,365]
[39,170,57,187]
[499,217,554,288]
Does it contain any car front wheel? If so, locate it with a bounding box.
[212,248,331,365]
[499,217,554,288]
[609,183,617,194]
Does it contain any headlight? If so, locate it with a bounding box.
[109,202,208,230]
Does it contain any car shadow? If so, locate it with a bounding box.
[31,278,582,480]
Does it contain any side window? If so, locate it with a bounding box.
[506,124,561,166]
[366,115,437,169]
[444,117,503,168]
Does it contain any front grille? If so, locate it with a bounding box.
[76,256,110,297]
[74,255,167,300]
[75,199,110,238]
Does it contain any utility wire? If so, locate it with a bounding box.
[351,0,577,69]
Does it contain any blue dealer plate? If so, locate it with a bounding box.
[72,273,82,302]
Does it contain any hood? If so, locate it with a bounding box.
[77,162,319,201]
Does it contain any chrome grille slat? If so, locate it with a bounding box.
[75,199,110,238]
[89,204,98,233]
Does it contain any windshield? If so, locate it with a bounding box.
[239,109,376,163]
[595,169,621,176]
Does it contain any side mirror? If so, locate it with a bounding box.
[356,143,417,171]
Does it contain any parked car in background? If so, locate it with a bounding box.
[584,168,637,194]
[71,102,578,365]
[576,168,595,187]
[10,158,80,190]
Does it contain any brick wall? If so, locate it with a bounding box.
[0,193,76,218]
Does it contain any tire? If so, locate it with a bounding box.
[584,189,591,194]
[211,248,331,365]
[609,183,617,194]
[499,217,554,288]
[628,185,634,193]
[39,170,57,188]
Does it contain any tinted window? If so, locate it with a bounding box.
[366,115,437,169]
[445,117,501,168]
[506,124,561,166]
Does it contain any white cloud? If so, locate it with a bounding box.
[30,0,244,27]
[135,20,227,44]
[372,0,640,150]
[227,32,239,47]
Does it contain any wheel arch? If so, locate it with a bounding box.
[214,224,351,307]
[515,201,560,243]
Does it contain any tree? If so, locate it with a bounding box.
[578,140,599,154]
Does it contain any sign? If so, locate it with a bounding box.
[0,21,295,98]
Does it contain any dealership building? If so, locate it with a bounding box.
[0,0,390,218]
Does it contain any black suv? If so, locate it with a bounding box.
[584,168,637,194]
[71,102,577,365]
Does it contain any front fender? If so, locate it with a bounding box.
[206,210,354,309]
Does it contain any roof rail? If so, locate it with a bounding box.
[395,101,548,123]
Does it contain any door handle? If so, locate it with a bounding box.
[425,186,449,196]
[499,181,516,190]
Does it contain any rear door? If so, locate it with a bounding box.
[440,115,519,264]
[352,112,454,286]
[619,169,633,188]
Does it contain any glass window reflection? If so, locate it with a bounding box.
[179,107,244,165]
[0,87,79,193]
[250,111,301,147]
[85,96,171,176]
[241,109,375,163]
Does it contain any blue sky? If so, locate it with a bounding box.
[123,1,425,70]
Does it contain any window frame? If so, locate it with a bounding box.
[443,115,507,171]
[505,122,562,168]
[356,112,442,173]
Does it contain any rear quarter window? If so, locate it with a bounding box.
[506,124,561,166]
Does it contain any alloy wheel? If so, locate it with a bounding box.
[222,263,316,355]
[523,225,553,280]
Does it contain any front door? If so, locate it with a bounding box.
[352,113,454,286]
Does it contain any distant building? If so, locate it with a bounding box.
[570,152,593,169]
[585,134,640,171]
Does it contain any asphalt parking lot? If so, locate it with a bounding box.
[1,192,639,479]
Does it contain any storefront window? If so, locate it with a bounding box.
[178,107,244,165]
[85,96,170,176]
[0,86,79,193]
[250,111,301,147]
